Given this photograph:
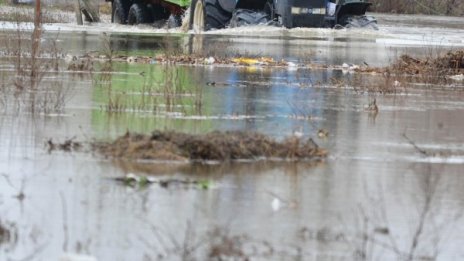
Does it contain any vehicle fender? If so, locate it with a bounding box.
[336,2,371,19]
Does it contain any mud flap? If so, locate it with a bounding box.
[229,9,277,28]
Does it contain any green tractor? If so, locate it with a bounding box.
[106,0,377,30]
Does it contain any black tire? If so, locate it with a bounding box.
[111,0,129,24]
[338,15,378,30]
[230,9,269,28]
[190,0,232,31]
[263,0,275,21]
[205,0,232,29]
[127,3,150,25]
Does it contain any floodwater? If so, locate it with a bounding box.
[1,14,464,260]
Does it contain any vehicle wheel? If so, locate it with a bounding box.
[190,0,205,31]
[190,0,232,31]
[111,0,129,24]
[205,0,233,29]
[127,3,150,25]
[263,0,275,21]
[230,9,269,27]
[339,15,378,30]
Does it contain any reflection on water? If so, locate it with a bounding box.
[1,14,464,260]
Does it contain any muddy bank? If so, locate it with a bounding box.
[95,130,327,162]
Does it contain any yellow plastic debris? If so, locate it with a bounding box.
[231,57,275,66]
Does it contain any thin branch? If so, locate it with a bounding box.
[402,133,428,156]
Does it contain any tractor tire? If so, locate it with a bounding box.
[190,0,232,31]
[229,9,269,28]
[339,15,378,30]
[190,0,205,31]
[111,0,129,24]
[127,3,150,25]
[263,0,276,22]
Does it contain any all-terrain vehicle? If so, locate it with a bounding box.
[107,0,376,30]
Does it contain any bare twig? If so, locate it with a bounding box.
[402,133,428,156]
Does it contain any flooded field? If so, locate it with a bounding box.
[1,13,464,260]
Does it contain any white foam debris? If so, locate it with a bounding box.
[60,253,98,261]
[205,57,215,64]
[448,74,464,81]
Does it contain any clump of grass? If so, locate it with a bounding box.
[388,51,464,79]
[94,130,327,162]
[334,50,464,93]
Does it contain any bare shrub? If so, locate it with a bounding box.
[370,0,464,16]
[0,12,72,114]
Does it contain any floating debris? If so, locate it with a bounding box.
[77,51,316,69]
[46,138,82,153]
[448,74,464,81]
[114,173,211,189]
[271,198,281,212]
[205,56,216,65]
[317,129,329,139]
[94,130,327,162]
[59,253,98,261]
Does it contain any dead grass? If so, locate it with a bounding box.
[0,219,16,248]
[389,51,464,76]
[0,9,73,114]
[95,130,327,162]
[370,0,464,16]
[353,50,464,76]
[0,5,73,23]
[92,34,204,115]
[338,50,464,93]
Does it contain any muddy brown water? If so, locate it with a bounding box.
[1,14,464,260]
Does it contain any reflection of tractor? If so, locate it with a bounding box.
[107,0,376,30]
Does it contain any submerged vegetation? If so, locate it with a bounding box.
[0,7,73,115]
[95,130,327,162]
[0,219,16,249]
[92,35,204,116]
